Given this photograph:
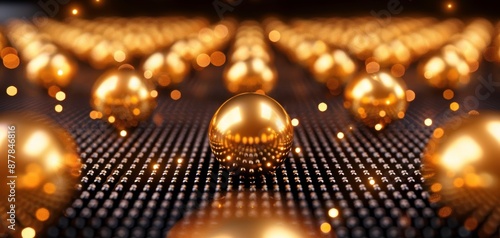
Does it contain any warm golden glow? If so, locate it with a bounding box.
[208,93,293,174]
[35,208,50,221]
[344,72,408,129]
[433,128,445,138]
[170,90,182,100]
[91,67,157,130]
[263,226,300,238]
[268,30,281,42]
[318,102,328,112]
[21,227,36,238]
[113,50,126,62]
[55,104,63,113]
[3,53,20,69]
[320,222,332,234]
[0,113,81,236]
[450,102,460,111]
[26,52,77,89]
[71,8,78,15]
[120,130,127,137]
[55,91,66,101]
[6,86,17,96]
[210,51,226,66]
[443,89,454,100]
[196,53,211,67]
[328,208,339,218]
[291,118,299,127]
[424,118,433,126]
[337,132,344,139]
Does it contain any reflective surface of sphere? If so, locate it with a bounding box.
[0,113,81,237]
[344,71,408,130]
[423,113,500,236]
[26,51,77,88]
[208,93,293,174]
[142,51,190,87]
[419,47,471,89]
[91,65,157,130]
[223,58,277,94]
[168,191,312,238]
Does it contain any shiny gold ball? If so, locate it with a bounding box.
[419,47,471,89]
[423,112,500,236]
[344,71,408,130]
[142,51,190,87]
[26,51,77,88]
[91,65,157,130]
[0,113,81,236]
[223,58,277,94]
[168,191,311,238]
[208,93,293,174]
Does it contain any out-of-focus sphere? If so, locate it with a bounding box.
[231,45,271,62]
[0,113,81,236]
[223,58,277,94]
[311,50,356,83]
[423,113,500,234]
[168,191,311,238]
[344,72,408,129]
[419,49,471,89]
[26,51,77,88]
[91,66,157,130]
[142,51,190,87]
[208,93,293,174]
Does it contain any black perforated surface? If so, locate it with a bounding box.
[1,54,500,238]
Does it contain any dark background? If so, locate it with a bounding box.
[0,0,499,22]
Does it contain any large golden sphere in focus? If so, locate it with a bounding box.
[0,113,81,237]
[223,58,277,94]
[142,51,190,87]
[26,51,77,88]
[423,113,500,236]
[419,47,471,89]
[208,93,293,175]
[344,71,408,130]
[91,65,157,130]
[167,191,312,238]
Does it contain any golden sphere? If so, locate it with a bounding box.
[208,93,293,175]
[168,191,311,238]
[423,113,500,236]
[26,51,77,88]
[223,58,277,94]
[344,71,408,130]
[142,51,190,87]
[311,49,357,83]
[419,47,471,89]
[91,65,157,130]
[0,113,81,236]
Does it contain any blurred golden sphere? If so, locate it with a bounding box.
[168,191,311,238]
[419,47,471,89]
[344,71,408,130]
[0,113,81,236]
[26,51,77,89]
[423,113,500,236]
[142,51,190,87]
[223,58,277,94]
[311,49,357,83]
[91,65,157,130]
[231,45,272,62]
[208,93,293,175]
